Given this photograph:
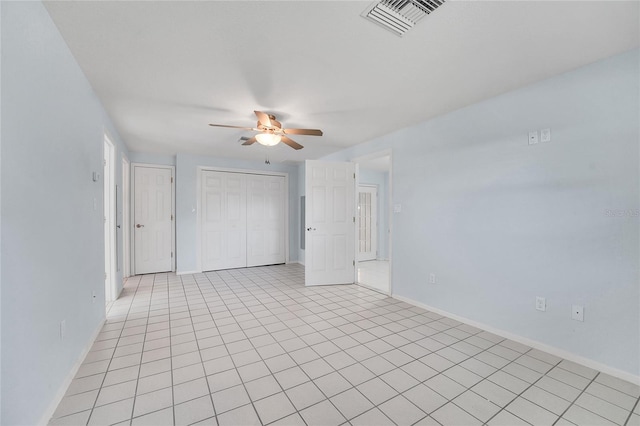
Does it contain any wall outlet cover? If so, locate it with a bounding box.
[541,128,551,142]
[536,297,546,312]
[571,305,584,322]
[528,131,539,145]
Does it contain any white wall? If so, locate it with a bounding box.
[175,153,299,273]
[322,49,640,377]
[1,2,129,423]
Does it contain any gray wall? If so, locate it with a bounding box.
[1,2,129,424]
[175,153,299,273]
[322,50,640,376]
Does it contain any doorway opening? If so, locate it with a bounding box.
[355,151,392,294]
[103,136,116,304]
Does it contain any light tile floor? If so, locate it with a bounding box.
[357,260,389,294]
[49,264,640,426]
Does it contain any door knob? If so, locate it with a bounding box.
[307,227,316,231]
[136,224,144,228]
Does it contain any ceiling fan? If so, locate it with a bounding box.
[209,110,323,150]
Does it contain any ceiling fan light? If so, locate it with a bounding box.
[255,133,281,146]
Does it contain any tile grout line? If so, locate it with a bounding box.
[480,352,565,426]
[52,265,639,426]
[623,396,640,426]
[127,273,167,424]
[550,372,600,426]
[177,272,219,426]
[204,267,512,425]
[203,267,496,425]
[85,274,143,425]
[201,268,314,425]
[198,269,286,424]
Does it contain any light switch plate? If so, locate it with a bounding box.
[528,131,539,145]
[394,204,402,213]
[536,297,546,312]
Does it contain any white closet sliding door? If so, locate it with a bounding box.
[201,171,247,271]
[201,170,286,271]
[247,175,286,267]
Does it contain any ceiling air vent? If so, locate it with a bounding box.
[362,0,445,37]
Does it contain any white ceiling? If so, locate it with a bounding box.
[44,1,639,163]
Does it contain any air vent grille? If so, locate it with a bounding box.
[363,0,445,36]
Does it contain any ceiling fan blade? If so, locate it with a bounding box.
[209,123,256,130]
[241,136,257,146]
[283,128,323,136]
[254,110,272,128]
[281,136,304,150]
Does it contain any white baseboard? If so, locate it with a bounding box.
[288,260,304,266]
[393,294,640,386]
[39,319,105,425]
[176,270,201,276]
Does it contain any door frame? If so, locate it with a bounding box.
[196,166,289,273]
[103,135,116,302]
[131,163,176,274]
[353,149,393,295]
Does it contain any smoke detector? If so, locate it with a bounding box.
[362,0,446,37]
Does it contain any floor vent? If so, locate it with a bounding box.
[362,0,445,37]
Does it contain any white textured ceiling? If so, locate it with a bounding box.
[44,1,639,163]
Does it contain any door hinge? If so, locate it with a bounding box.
[354,173,356,179]
[353,216,356,223]
[171,177,174,183]
[171,214,174,221]
[171,252,174,258]
[353,260,355,266]
[103,159,107,167]
[104,272,107,280]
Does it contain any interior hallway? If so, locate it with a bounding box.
[49,264,640,426]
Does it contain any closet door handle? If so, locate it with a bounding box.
[307,227,316,231]
[136,224,144,228]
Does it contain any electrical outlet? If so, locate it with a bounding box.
[571,305,584,322]
[60,320,66,340]
[536,297,546,312]
[540,128,551,142]
[429,273,436,284]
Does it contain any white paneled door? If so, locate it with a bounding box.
[201,171,247,271]
[133,165,173,274]
[200,171,285,271]
[247,175,286,267]
[305,160,355,286]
